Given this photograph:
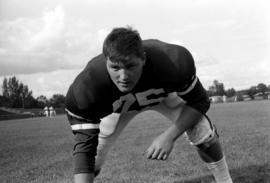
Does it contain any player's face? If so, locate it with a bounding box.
[106,56,145,93]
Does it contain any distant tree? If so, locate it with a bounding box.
[236,93,244,101]
[0,95,8,107]
[215,81,225,96]
[257,83,268,94]
[246,86,256,99]
[2,76,21,107]
[226,88,236,97]
[1,76,37,108]
[36,95,48,108]
[1,78,9,107]
[19,83,34,108]
[208,80,226,96]
[213,80,219,87]
[49,94,65,108]
[2,78,9,98]
[207,85,216,97]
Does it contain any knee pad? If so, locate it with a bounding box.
[185,115,218,147]
[99,113,120,137]
[196,129,219,150]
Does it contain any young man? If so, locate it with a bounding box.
[65,27,233,183]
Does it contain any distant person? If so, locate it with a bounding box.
[44,106,49,117]
[49,106,55,117]
[65,27,233,183]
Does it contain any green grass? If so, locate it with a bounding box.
[0,100,270,183]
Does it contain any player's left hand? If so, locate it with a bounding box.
[145,131,175,160]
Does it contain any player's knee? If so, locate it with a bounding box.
[185,116,218,149]
[99,126,116,138]
[99,113,120,138]
[196,130,219,150]
[99,122,118,138]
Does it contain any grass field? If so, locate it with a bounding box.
[0,100,270,183]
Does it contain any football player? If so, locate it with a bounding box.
[44,106,49,117]
[49,106,55,117]
[65,27,233,183]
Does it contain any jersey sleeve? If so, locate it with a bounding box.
[176,48,210,114]
[65,81,101,174]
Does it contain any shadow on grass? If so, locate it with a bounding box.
[175,163,270,183]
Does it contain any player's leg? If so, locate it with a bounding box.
[149,93,232,183]
[45,110,49,117]
[186,117,233,183]
[95,111,139,176]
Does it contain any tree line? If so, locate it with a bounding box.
[0,76,65,109]
[207,80,270,100]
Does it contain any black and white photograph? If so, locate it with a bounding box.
[0,0,269,183]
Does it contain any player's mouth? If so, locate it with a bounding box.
[116,80,135,93]
[118,81,130,87]
[118,79,134,88]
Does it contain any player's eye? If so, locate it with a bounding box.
[126,64,137,70]
[110,66,121,71]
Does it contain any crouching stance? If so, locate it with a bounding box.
[65,27,233,183]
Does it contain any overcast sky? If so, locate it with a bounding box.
[0,0,269,98]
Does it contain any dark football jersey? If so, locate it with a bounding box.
[65,39,210,174]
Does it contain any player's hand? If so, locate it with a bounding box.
[145,131,175,160]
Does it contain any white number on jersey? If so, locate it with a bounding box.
[113,93,136,113]
[112,88,165,113]
[136,88,165,106]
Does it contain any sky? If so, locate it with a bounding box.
[0,0,269,98]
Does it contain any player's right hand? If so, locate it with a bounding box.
[145,131,175,160]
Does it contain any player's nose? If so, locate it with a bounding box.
[119,69,129,81]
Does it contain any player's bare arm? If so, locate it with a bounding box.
[146,104,204,160]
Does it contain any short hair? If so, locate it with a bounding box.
[102,26,145,62]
